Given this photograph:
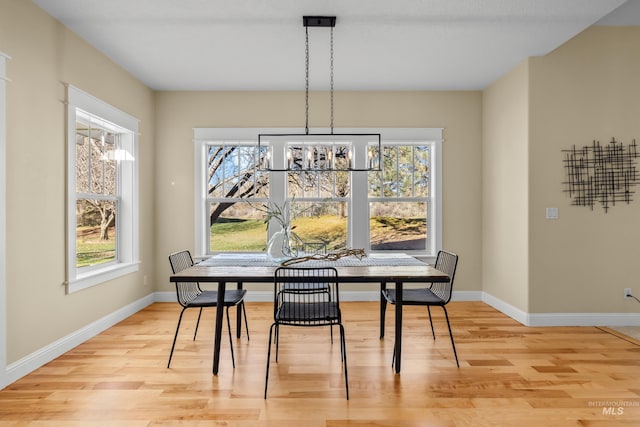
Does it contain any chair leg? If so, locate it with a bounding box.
[193,308,203,341]
[241,302,250,341]
[337,323,344,363]
[427,306,435,340]
[380,286,387,339]
[391,336,396,368]
[442,306,459,367]
[327,290,334,344]
[275,324,280,362]
[168,307,187,368]
[225,307,236,368]
[339,323,349,400]
[265,322,276,399]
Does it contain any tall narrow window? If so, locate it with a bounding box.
[368,145,432,252]
[205,143,268,252]
[75,114,120,267]
[66,85,139,293]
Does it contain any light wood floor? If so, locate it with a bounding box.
[1,301,639,426]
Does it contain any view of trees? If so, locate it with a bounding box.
[75,125,118,267]
[207,143,430,253]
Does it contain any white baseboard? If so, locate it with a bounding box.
[526,312,640,327]
[481,292,530,325]
[2,293,154,389]
[481,292,640,326]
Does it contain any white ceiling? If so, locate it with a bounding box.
[32,0,640,91]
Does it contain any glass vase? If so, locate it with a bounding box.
[267,227,297,262]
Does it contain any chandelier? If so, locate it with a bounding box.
[258,16,381,172]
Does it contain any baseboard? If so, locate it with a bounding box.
[2,293,154,389]
[481,292,530,325]
[526,312,640,327]
[481,292,640,326]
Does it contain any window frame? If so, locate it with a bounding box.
[66,85,139,293]
[194,128,442,260]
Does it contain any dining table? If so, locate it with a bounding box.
[169,252,450,374]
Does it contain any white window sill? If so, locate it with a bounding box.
[67,261,140,294]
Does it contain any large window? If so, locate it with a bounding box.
[194,128,441,259]
[66,85,139,293]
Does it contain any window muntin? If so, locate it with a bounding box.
[195,128,441,259]
[66,85,139,293]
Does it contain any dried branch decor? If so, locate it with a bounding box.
[280,248,367,266]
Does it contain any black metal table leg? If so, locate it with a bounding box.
[212,281,226,375]
[380,281,386,339]
[394,281,403,373]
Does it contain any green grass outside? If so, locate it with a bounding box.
[76,216,425,265]
[210,215,348,252]
[210,215,424,252]
[210,219,267,251]
[291,215,347,250]
[76,226,116,267]
[370,216,426,240]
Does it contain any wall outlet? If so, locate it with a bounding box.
[624,288,632,299]
[143,275,148,286]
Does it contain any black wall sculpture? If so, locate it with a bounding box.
[563,138,639,212]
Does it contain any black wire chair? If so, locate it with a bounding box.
[265,266,349,399]
[281,234,335,339]
[381,250,460,367]
[167,250,249,369]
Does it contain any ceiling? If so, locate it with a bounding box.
[32,0,640,91]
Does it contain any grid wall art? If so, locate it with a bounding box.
[562,138,639,212]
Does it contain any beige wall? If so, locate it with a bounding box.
[0,0,155,363]
[528,26,640,313]
[483,25,640,315]
[154,91,484,294]
[482,60,530,312]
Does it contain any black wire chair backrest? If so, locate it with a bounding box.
[168,250,202,307]
[429,250,459,304]
[273,267,340,327]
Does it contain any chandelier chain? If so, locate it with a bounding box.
[305,26,309,135]
[330,26,334,134]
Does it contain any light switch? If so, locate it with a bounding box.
[546,207,558,219]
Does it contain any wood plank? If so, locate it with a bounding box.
[1,302,639,426]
